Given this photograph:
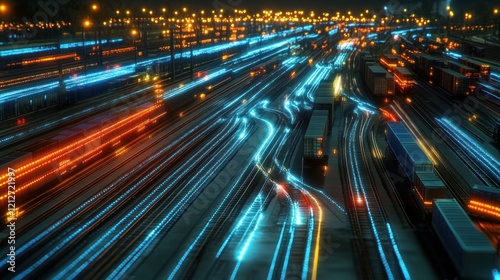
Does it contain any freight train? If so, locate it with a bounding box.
[432,199,497,280]
[458,57,490,80]
[393,67,415,94]
[385,122,447,210]
[359,52,395,99]
[0,102,165,211]
[407,53,475,97]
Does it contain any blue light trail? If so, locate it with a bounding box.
[3,116,222,276]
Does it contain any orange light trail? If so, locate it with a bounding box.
[309,193,323,280]
[468,200,500,218]
[414,187,433,206]
[0,104,163,201]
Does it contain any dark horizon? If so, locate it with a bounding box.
[0,0,498,23]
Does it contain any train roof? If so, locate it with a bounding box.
[395,67,412,76]
[403,143,432,164]
[449,61,475,71]
[305,110,328,138]
[434,199,496,251]
[415,171,445,187]
[460,57,491,67]
[368,65,388,74]
[471,185,500,195]
[440,68,467,78]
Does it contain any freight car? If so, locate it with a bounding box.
[361,65,395,99]
[413,170,447,211]
[468,184,500,221]
[0,102,164,208]
[393,67,415,94]
[459,57,491,80]
[385,122,434,183]
[379,53,398,72]
[431,67,470,96]
[432,199,497,280]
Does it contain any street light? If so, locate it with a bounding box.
[446,10,454,35]
[0,4,6,23]
[91,4,102,67]
[83,20,90,75]
[131,30,137,66]
[495,9,499,39]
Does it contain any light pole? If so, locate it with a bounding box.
[448,10,454,36]
[462,13,472,53]
[495,9,499,39]
[92,4,102,67]
[0,4,6,21]
[132,29,137,67]
[83,20,90,75]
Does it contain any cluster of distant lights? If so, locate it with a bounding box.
[0,27,306,104]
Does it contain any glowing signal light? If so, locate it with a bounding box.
[356,196,364,205]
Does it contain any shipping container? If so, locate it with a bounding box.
[314,80,334,127]
[448,61,479,78]
[440,68,469,96]
[18,139,58,160]
[366,65,392,97]
[468,184,500,221]
[360,55,374,78]
[458,57,490,80]
[432,199,497,280]
[88,114,119,145]
[413,171,447,209]
[0,151,33,173]
[304,110,328,158]
[50,129,86,168]
[71,123,102,154]
[386,122,433,182]
[50,129,84,150]
[379,53,398,71]
[386,73,395,96]
[416,54,447,79]
[394,67,415,94]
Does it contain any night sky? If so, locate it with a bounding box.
[131,0,496,14]
[2,0,498,22]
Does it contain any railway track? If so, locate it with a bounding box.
[392,98,471,204]
[72,118,245,279]
[405,95,498,192]
[0,64,256,275]
[164,61,318,279]
[342,112,410,280]
[339,115,374,279]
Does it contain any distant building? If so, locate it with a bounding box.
[385,0,451,17]
[434,0,452,17]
